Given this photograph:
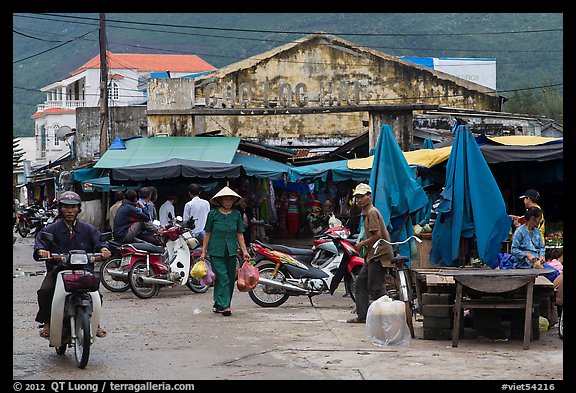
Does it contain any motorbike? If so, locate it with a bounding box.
[37,231,112,369]
[15,204,48,238]
[120,219,207,299]
[247,225,364,307]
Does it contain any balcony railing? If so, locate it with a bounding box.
[37,100,86,112]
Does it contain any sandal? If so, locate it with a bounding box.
[346,316,366,324]
[39,324,50,338]
[96,326,107,338]
[213,307,224,313]
[222,308,232,317]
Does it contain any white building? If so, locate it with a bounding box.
[30,51,216,167]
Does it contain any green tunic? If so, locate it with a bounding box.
[205,209,245,257]
[205,208,245,310]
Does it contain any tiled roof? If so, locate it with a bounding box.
[71,51,216,76]
[31,107,76,119]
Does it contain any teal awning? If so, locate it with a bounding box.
[72,167,105,182]
[288,159,371,182]
[94,136,241,169]
[81,176,141,193]
[232,153,290,180]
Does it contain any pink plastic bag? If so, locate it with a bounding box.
[199,260,216,286]
[236,261,259,292]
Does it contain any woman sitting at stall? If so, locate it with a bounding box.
[510,206,545,268]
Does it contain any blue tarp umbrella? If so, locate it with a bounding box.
[430,125,511,267]
[422,138,435,150]
[369,124,428,262]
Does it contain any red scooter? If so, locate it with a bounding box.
[248,225,364,307]
[103,221,208,299]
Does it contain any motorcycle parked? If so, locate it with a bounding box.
[123,220,206,299]
[99,238,130,292]
[15,204,47,238]
[248,226,364,307]
[37,231,111,369]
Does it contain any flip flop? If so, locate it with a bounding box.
[96,327,107,338]
[222,308,232,316]
[346,317,366,324]
[39,325,50,338]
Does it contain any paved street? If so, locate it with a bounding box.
[13,235,563,382]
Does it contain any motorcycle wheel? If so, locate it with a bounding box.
[248,261,290,307]
[344,265,361,303]
[17,222,29,238]
[186,276,210,293]
[128,260,160,299]
[74,309,91,369]
[100,258,130,292]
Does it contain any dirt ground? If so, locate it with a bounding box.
[13,235,563,382]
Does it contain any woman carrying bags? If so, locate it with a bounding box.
[200,186,251,316]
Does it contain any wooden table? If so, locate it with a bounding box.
[438,269,552,349]
[412,268,553,350]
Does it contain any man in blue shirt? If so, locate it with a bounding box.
[114,189,163,245]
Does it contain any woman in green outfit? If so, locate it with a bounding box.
[200,186,251,316]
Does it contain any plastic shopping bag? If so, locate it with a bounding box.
[200,260,216,286]
[365,295,412,347]
[237,261,260,292]
[190,259,208,279]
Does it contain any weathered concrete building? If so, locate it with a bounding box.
[146,33,502,150]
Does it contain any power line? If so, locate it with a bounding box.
[13,29,96,64]
[33,13,563,37]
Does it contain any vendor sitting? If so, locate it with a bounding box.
[510,206,545,268]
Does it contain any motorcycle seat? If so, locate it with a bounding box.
[265,243,315,257]
[130,242,165,254]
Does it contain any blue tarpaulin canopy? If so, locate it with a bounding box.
[430,125,512,267]
[232,153,290,180]
[369,125,428,261]
[288,160,370,182]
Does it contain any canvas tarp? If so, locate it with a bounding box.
[347,135,562,170]
[111,158,244,181]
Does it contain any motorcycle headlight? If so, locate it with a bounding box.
[70,253,89,265]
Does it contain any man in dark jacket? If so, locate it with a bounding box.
[34,191,111,338]
[113,189,163,245]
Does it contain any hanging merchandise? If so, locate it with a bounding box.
[267,179,277,224]
[287,192,300,237]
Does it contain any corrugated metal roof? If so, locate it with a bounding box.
[94,136,240,169]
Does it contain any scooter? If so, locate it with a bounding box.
[248,227,364,308]
[124,219,205,299]
[37,231,111,369]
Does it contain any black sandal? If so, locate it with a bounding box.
[222,308,232,316]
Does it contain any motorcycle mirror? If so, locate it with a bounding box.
[152,219,161,227]
[99,232,113,242]
[175,215,183,223]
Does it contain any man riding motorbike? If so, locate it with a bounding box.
[33,191,111,338]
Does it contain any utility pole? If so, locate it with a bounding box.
[98,13,110,232]
[99,13,109,156]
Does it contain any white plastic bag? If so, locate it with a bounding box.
[365,295,412,347]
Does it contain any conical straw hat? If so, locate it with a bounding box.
[210,186,243,206]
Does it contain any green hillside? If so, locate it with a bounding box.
[13,13,563,136]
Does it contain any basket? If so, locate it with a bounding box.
[63,272,100,292]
